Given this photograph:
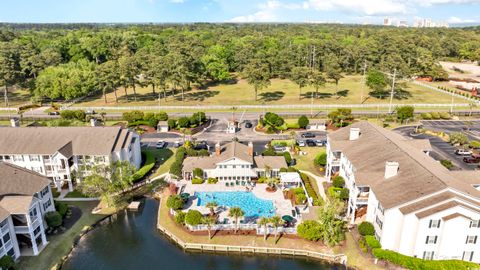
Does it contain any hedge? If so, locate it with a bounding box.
[207,178,218,184]
[372,249,477,270]
[365,235,381,249]
[358,221,375,236]
[192,178,204,184]
[60,110,86,121]
[133,151,155,182]
[166,195,184,210]
[54,201,68,217]
[185,210,203,226]
[45,211,62,228]
[299,172,322,205]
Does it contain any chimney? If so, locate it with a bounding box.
[384,161,399,179]
[349,127,360,140]
[215,142,221,156]
[10,118,19,127]
[248,141,254,156]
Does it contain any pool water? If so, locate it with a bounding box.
[195,191,275,218]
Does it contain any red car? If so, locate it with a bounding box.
[464,156,480,163]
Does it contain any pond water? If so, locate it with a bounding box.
[62,198,343,270]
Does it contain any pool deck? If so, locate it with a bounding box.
[182,182,295,223]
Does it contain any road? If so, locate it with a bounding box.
[394,125,477,171]
[420,120,480,141]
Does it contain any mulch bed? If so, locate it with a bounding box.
[62,206,82,231]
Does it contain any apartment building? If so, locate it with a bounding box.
[182,141,287,181]
[0,126,141,191]
[326,121,480,262]
[0,162,56,259]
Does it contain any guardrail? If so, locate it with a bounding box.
[158,199,346,265]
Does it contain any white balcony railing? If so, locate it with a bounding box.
[14,225,29,234]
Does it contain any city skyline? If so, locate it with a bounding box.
[1,0,479,25]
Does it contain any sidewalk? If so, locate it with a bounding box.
[300,170,327,201]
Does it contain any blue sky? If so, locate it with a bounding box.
[1,0,479,25]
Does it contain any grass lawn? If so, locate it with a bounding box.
[72,75,464,107]
[17,201,107,270]
[150,148,176,177]
[295,147,325,176]
[65,189,88,198]
[333,232,384,270]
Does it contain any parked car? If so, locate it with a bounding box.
[194,141,209,150]
[463,156,480,163]
[289,159,297,166]
[173,141,183,148]
[48,111,60,116]
[156,141,166,149]
[455,149,472,156]
[297,140,306,147]
[85,109,96,115]
[273,145,286,153]
[306,139,316,147]
[315,139,327,146]
[301,132,316,138]
[244,121,253,128]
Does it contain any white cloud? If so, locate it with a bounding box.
[447,16,477,23]
[304,0,407,16]
[229,10,276,22]
[415,0,480,6]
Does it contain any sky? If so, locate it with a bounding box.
[1,0,480,25]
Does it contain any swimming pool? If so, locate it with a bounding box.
[195,191,275,218]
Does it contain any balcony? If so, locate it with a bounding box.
[57,169,67,174]
[14,225,30,234]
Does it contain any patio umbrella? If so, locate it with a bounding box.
[282,215,294,223]
[180,193,190,199]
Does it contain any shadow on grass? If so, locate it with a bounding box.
[259,91,285,102]
[302,91,333,99]
[336,89,349,98]
[174,90,220,102]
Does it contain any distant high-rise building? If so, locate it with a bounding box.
[397,20,408,27]
[383,17,392,26]
[413,17,449,28]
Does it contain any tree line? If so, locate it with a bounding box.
[0,24,479,105]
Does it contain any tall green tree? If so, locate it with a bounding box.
[228,206,244,233]
[242,59,271,101]
[119,54,140,101]
[318,200,346,247]
[96,60,121,103]
[0,42,22,106]
[290,66,310,100]
[308,70,326,98]
[269,216,284,244]
[325,55,343,97]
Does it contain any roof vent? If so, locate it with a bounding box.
[10,118,20,127]
[349,128,360,140]
[385,161,399,179]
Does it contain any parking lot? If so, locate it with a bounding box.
[421,120,480,140]
[395,125,478,170]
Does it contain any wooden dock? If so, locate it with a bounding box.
[127,201,141,211]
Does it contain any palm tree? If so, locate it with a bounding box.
[202,216,216,240]
[258,217,270,241]
[228,207,245,233]
[269,216,284,244]
[205,201,218,216]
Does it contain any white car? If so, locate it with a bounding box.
[455,149,472,156]
[297,140,306,147]
[156,141,166,149]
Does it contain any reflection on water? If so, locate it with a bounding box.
[62,198,343,270]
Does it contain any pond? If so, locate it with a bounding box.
[62,198,343,270]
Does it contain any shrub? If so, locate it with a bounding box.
[167,119,177,129]
[207,178,218,184]
[45,211,62,228]
[299,173,322,205]
[332,176,345,188]
[297,220,322,241]
[193,168,203,178]
[60,110,86,121]
[449,132,468,145]
[279,167,288,173]
[166,195,184,210]
[396,106,414,122]
[372,249,478,270]
[283,152,292,164]
[0,255,15,270]
[132,151,155,182]
[185,210,203,226]
[192,178,204,184]
[122,110,144,123]
[264,112,285,127]
[358,221,375,236]
[358,236,368,253]
[339,188,349,200]
[177,117,190,128]
[365,235,382,249]
[257,176,267,183]
[420,113,432,120]
[54,201,69,217]
[470,140,480,149]
[440,159,453,170]
[287,167,298,172]
[298,115,309,129]
[314,152,327,167]
[430,111,440,119]
[439,112,451,119]
[295,193,307,204]
[175,211,186,225]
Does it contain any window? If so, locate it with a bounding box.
[425,236,438,244]
[3,233,10,243]
[463,251,474,262]
[13,155,24,162]
[29,208,38,219]
[33,226,41,236]
[6,247,14,257]
[466,236,477,244]
[0,156,2,161]
[423,251,434,260]
[428,219,441,228]
[43,199,52,211]
[30,155,40,162]
[377,202,384,215]
[232,165,236,169]
[375,215,383,229]
[4,156,10,160]
[470,220,480,228]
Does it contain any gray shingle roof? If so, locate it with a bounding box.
[0,162,50,196]
[183,142,253,172]
[0,196,34,214]
[0,126,131,156]
[329,121,480,210]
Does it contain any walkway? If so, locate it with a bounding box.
[299,170,327,201]
[55,197,100,202]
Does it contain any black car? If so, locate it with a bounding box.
[306,139,316,147]
[301,132,316,138]
[289,159,297,166]
[244,121,253,128]
[48,111,60,115]
[194,141,209,150]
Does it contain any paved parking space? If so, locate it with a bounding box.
[421,120,480,140]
